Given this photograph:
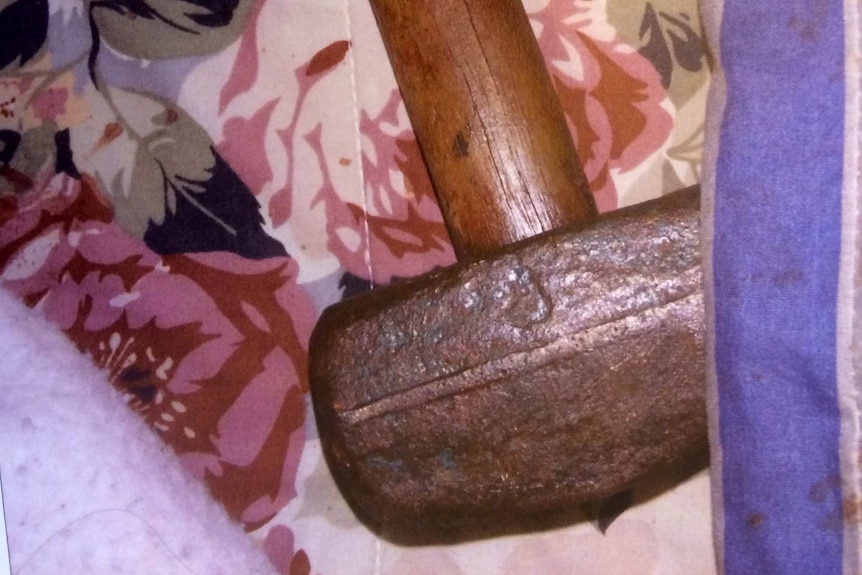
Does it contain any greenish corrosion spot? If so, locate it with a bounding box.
[368,455,403,472]
[440,448,456,471]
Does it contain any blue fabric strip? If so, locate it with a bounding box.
[713,1,846,573]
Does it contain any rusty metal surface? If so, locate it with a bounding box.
[310,186,707,541]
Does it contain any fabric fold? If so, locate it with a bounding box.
[702,0,862,572]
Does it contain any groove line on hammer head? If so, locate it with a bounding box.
[341,292,702,425]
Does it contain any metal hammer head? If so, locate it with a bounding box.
[310,186,706,541]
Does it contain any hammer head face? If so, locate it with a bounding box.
[309,187,706,541]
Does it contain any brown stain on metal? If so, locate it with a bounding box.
[309,187,707,541]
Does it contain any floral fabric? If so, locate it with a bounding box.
[0,0,713,572]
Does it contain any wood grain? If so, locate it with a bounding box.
[369,0,597,259]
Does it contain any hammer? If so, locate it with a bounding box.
[309,0,706,541]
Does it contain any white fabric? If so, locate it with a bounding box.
[0,290,277,575]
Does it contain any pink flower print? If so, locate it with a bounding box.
[0,174,315,529]
[30,87,68,122]
[530,0,673,211]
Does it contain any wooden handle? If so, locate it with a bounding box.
[369,0,596,259]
